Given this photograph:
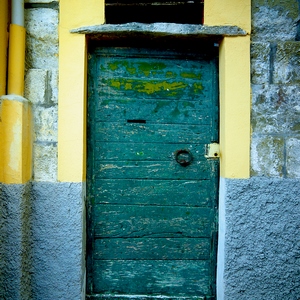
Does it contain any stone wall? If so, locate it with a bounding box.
[24,0,59,182]
[251,0,300,178]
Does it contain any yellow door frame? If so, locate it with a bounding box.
[58,0,251,182]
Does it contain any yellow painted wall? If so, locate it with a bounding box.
[219,36,251,178]
[204,0,251,178]
[58,0,104,182]
[204,0,251,33]
[58,0,250,181]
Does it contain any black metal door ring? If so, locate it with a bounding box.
[175,149,193,167]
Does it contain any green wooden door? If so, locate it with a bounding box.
[87,46,219,300]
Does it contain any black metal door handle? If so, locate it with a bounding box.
[175,149,193,167]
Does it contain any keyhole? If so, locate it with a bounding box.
[127,119,146,124]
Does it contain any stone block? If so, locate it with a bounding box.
[286,138,300,178]
[273,42,300,84]
[251,136,284,177]
[252,1,298,42]
[49,69,58,104]
[33,106,58,142]
[25,0,58,2]
[252,84,300,135]
[25,8,58,69]
[25,69,58,106]
[33,143,57,182]
[251,42,270,84]
[24,69,48,105]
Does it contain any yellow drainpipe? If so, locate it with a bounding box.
[8,0,26,96]
[0,0,8,96]
[0,0,32,184]
[0,0,9,182]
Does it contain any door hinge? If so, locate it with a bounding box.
[205,143,220,158]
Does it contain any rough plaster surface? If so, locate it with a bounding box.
[220,177,300,300]
[0,182,85,300]
[0,184,32,300]
[31,182,85,300]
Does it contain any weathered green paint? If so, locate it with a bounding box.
[87,297,207,300]
[104,78,190,96]
[94,179,216,207]
[137,62,167,76]
[87,46,219,299]
[93,205,214,238]
[94,123,212,143]
[94,142,207,161]
[181,72,202,79]
[97,52,210,102]
[94,237,211,260]
[93,260,211,296]
[106,60,167,77]
[94,160,215,180]
[95,99,208,124]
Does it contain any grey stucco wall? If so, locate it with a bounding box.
[220,177,300,300]
[0,182,85,300]
[30,182,85,300]
[0,184,32,300]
